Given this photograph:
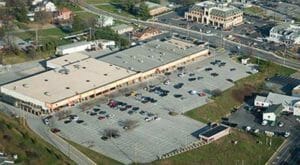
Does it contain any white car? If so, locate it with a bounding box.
[163,80,170,85]
[144,117,152,122]
[189,90,198,95]
[278,122,284,127]
[154,116,161,121]
[261,120,268,126]
[178,73,185,77]
[245,126,251,131]
[254,129,259,134]
[43,118,49,125]
[284,131,290,138]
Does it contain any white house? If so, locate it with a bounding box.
[45,1,57,12]
[256,92,300,119]
[269,23,300,45]
[293,101,300,116]
[292,85,300,97]
[33,1,57,12]
[32,0,43,6]
[112,24,134,34]
[96,15,114,27]
[0,1,6,7]
[254,95,270,108]
[262,104,283,122]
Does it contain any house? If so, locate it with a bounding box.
[32,0,43,6]
[269,23,300,45]
[133,27,161,40]
[33,1,57,12]
[96,15,114,27]
[144,1,170,16]
[44,1,57,12]
[0,0,6,7]
[111,24,134,34]
[292,85,300,97]
[254,95,270,108]
[27,12,35,22]
[53,7,73,22]
[262,104,283,122]
[255,92,300,117]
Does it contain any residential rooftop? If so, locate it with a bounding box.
[99,39,207,72]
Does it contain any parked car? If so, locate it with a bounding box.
[64,119,71,124]
[278,122,284,127]
[174,83,184,89]
[51,128,61,133]
[76,120,84,124]
[98,116,106,120]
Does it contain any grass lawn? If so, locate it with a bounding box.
[65,139,122,165]
[16,27,69,44]
[243,6,266,17]
[75,11,98,20]
[95,4,135,18]
[86,0,113,4]
[0,112,74,164]
[185,59,296,123]
[153,129,284,165]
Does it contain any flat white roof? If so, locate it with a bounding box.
[2,58,136,104]
[47,53,90,68]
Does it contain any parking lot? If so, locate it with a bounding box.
[51,54,256,164]
[228,104,300,136]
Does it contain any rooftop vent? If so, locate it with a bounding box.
[73,64,80,69]
[66,87,70,89]
[58,68,70,75]
[44,92,50,96]
[104,73,108,76]
[22,84,29,88]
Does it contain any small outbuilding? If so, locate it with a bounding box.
[199,125,230,143]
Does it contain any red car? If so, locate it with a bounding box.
[98,116,106,120]
[51,128,61,133]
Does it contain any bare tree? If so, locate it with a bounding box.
[119,119,139,130]
[103,128,120,138]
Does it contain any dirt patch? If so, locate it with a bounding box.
[231,84,256,102]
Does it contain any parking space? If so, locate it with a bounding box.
[51,54,256,164]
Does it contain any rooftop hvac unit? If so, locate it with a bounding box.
[58,68,70,75]
[73,64,80,69]
[44,92,50,96]
[22,84,29,88]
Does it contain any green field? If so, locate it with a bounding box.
[95,4,135,18]
[154,130,284,165]
[86,0,113,4]
[0,112,74,164]
[243,6,266,17]
[185,59,296,123]
[65,139,121,165]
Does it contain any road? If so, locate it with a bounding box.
[76,0,300,71]
[268,127,300,165]
[0,102,96,165]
